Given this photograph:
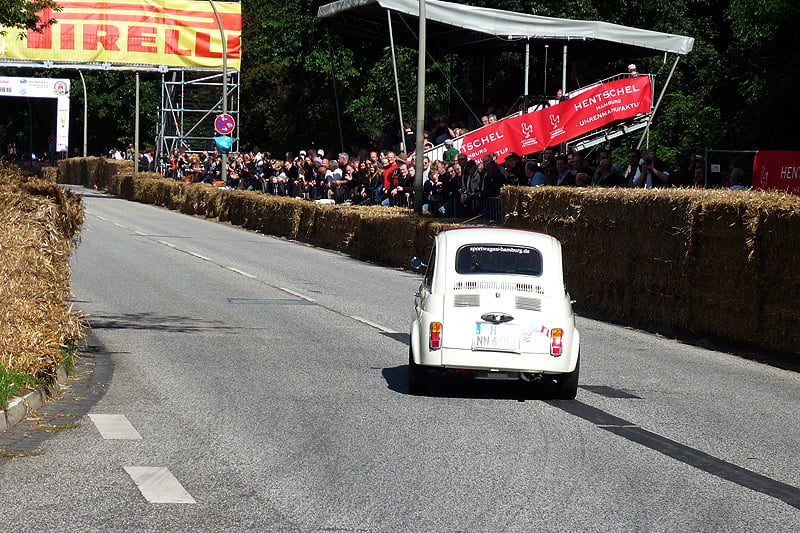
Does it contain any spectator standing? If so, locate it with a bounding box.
[555,155,576,186]
[381,151,398,191]
[540,146,556,171]
[443,139,459,164]
[382,162,411,207]
[438,164,460,216]
[692,164,706,188]
[460,159,482,215]
[399,122,416,154]
[431,115,455,145]
[368,161,383,204]
[369,150,381,169]
[423,167,443,215]
[632,148,670,188]
[593,158,624,187]
[526,160,546,186]
[729,168,747,190]
[687,154,704,186]
[481,161,506,198]
[503,152,525,185]
[380,114,401,152]
[623,149,642,187]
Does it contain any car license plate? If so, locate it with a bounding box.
[473,322,520,352]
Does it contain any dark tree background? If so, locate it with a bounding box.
[243,0,800,161]
[0,0,798,164]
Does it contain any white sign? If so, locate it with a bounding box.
[0,76,70,152]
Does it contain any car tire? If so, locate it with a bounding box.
[408,348,429,395]
[554,354,580,400]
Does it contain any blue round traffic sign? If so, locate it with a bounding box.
[214,113,235,135]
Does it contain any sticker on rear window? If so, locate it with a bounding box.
[455,244,543,276]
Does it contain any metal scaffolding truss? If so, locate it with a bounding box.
[156,68,239,168]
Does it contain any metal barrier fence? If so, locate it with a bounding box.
[703,149,757,188]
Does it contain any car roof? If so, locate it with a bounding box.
[431,227,565,291]
[437,227,559,250]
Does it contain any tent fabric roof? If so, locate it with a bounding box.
[318,0,694,55]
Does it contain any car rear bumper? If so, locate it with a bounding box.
[420,344,578,374]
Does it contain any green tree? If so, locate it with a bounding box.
[0,0,60,33]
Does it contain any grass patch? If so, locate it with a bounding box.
[0,365,35,410]
[32,421,80,433]
[59,343,78,375]
[0,448,45,459]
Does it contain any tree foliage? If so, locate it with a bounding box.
[0,0,60,33]
[239,0,800,159]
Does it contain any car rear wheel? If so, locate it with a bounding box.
[408,348,429,395]
[554,355,580,400]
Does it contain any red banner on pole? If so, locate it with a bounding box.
[753,151,800,195]
[458,76,652,163]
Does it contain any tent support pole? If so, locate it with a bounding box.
[523,41,530,111]
[543,44,548,94]
[562,44,567,95]
[637,55,680,150]
[387,10,407,154]
[326,30,345,154]
[134,70,139,177]
[481,53,485,105]
[414,0,426,214]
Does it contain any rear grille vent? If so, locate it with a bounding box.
[453,281,544,295]
[515,296,542,311]
[453,294,480,307]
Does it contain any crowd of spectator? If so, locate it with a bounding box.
[98,112,751,218]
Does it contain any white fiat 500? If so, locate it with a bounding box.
[409,227,580,398]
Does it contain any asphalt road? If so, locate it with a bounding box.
[1,185,799,531]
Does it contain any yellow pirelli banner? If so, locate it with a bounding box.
[0,0,241,70]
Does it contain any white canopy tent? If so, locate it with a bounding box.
[318,0,694,55]
[318,0,694,131]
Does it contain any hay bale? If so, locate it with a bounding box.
[260,196,304,239]
[750,192,800,279]
[312,204,362,252]
[41,166,58,183]
[188,183,223,219]
[0,167,85,377]
[297,201,320,240]
[414,219,457,262]
[356,208,419,266]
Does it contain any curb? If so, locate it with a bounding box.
[0,367,68,432]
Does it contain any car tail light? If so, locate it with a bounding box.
[430,322,442,350]
[550,328,563,356]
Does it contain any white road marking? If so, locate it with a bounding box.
[134,230,146,236]
[89,414,142,440]
[279,287,316,302]
[96,215,108,221]
[227,267,256,279]
[124,466,197,504]
[187,251,211,261]
[113,222,127,229]
[158,240,176,248]
[350,316,398,334]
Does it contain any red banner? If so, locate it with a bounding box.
[458,76,652,163]
[752,151,800,195]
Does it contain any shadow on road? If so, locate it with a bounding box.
[86,312,227,333]
[382,365,560,401]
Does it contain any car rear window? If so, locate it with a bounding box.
[455,244,543,276]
